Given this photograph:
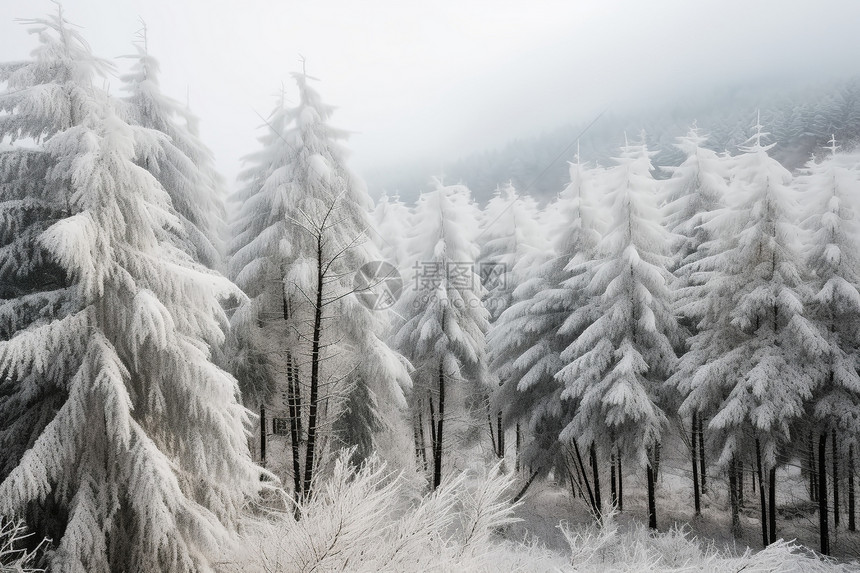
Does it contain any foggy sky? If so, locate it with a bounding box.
[1,0,859,191]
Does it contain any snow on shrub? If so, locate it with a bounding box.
[218,451,854,572]
[0,518,48,572]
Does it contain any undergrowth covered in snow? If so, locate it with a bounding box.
[217,451,854,572]
[0,519,47,572]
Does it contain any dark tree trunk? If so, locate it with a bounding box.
[515,423,521,472]
[590,443,602,517]
[654,442,661,482]
[497,411,505,458]
[849,444,855,532]
[819,432,830,555]
[738,463,744,507]
[810,431,818,502]
[698,415,706,493]
[260,404,267,467]
[487,405,497,456]
[647,460,657,530]
[768,467,776,544]
[416,410,428,471]
[692,413,701,516]
[756,439,768,547]
[433,361,445,490]
[730,456,741,538]
[833,429,840,528]
[428,392,437,460]
[610,450,617,509]
[286,354,302,499]
[301,235,325,500]
[617,454,623,512]
[512,469,540,504]
[573,440,597,518]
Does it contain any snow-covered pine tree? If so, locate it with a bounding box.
[229,71,411,499]
[393,180,489,489]
[478,182,547,458]
[798,137,860,551]
[479,182,547,322]
[119,28,225,269]
[661,125,730,514]
[0,11,263,572]
[556,138,679,529]
[674,116,822,543]
[488,157,605,511]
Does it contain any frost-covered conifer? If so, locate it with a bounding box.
[478,182,548,457]
[489,159,603,479]
[393,180,489,488]
[555,140,679,527]
[479,182,547,322]
[674,118,822,539]
[0,12,263,572]
[229,72,410,497]
[798,139,860,440]
[662,125,730,279]
[120,32,225,268]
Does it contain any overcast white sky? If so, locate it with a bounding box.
[2,0,860,189]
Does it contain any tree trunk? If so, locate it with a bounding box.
[286,354,302,499]
[487,404,497,456]
[833,429,840,529]
[849,444,855,532]
[573,440,597,518]
[730,456,741,538]
[416,410,428,471]
[260,403,267,467]
[654,442,661,482]
[647,460,657,530]
[698,415,706,494]
[617,454,623,512]
[301,234,325,500]
[610,449,617,509]
[810,431,818,502]
[819,432,830,555]
[738,463,744,507]
[590,444,601,518]
[768,466,776,544]
[428,392,437,462]
[756,439,768,547]
[433,360,445,490]
[515,423,521,472]
[497,411,505,458]
[692,413,701,516]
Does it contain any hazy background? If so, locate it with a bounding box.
[2,0,859,197]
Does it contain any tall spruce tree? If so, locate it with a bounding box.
[228,72,411,498]
[556,139,679,529]
[393,180,489,489]
[798,138,860,552]
[489,158,606,514]
[675,117,822,542]
[119,31,225,269]
[0,12,263,572]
